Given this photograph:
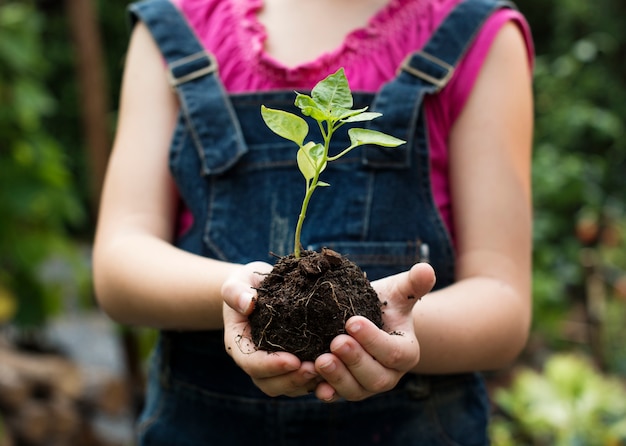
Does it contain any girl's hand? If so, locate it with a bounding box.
[222,261,321,397]
[313,262,436,402]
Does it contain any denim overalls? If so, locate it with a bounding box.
[130,0,513,444]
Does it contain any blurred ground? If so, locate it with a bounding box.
[45,311,136,445]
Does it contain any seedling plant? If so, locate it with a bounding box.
[248,68,406,361]
[260,68,405,258]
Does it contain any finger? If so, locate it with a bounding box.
[315,352,370,401]
[397,262,436,306]
[329,333,398,393]
[254,361,321,398]
[221,261,273,315]
[374,263,435,334]
[314,381,339,402]
[374,262,436,312]
[231,345,302,380]
[344,316,420,372]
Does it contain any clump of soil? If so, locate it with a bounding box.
[248,248,384,362]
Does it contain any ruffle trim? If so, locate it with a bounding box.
[177,0,475,91]
[229,0,437,89]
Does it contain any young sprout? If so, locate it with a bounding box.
[261,68,405,258]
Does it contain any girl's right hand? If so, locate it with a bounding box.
[221,262,322,397]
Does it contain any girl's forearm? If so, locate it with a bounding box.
[93,233,240,330]
[411,276,530,374]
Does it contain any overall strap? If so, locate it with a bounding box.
[128,0,247,175]
[366,0,515,167]
[403,0,516,90]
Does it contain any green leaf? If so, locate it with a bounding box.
[295,93,329,121]
[348,128,406,147]
[342,111,382,123]
[311,68,353,112]
[297,142,326,180]
[261,105,309,146]
[309,143,325,161]
[297,149,315,181]
[331,106,368,120]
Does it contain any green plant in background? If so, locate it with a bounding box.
[0,1,88,327]
[518,0,626,368]
[491,353,626,445]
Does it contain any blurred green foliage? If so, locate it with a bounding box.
[0,1,88,326]
[491,354,626,445]
[493,0,626,441]
[519,0,626,362]
[41,0,131,217]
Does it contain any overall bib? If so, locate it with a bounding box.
[129,0,513,444]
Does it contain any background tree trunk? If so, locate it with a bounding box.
[64,0,111,212]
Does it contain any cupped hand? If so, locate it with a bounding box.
[221,261,321,397]
[313,262,436,402]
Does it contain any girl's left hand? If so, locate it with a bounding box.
[313,262,435,402]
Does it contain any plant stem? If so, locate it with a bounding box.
[327,144,357,162]
[294,182,314,259]
[293,120,334,259]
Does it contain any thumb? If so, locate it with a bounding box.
[221,261,272,315]
[400,262,436,303]
[374,262,436,316]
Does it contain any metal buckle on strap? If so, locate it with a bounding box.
[167,51,218,87]
[400,51,455,91]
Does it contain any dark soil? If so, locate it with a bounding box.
[248,248,384,361]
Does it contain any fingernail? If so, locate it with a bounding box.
[347,320,361,334]
[332,341,350,356]
[239,292,255,314]
[323,392,336,402]
[319,360,337,373]
[303,371,318,380]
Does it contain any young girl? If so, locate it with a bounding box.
[93,0,534,443]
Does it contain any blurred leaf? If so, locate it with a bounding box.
[523,0,626,357]
[494,354,626,445]
[0,0,87,327]
[0,286,17,324]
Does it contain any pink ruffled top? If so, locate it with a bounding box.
[172,0,533,240]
